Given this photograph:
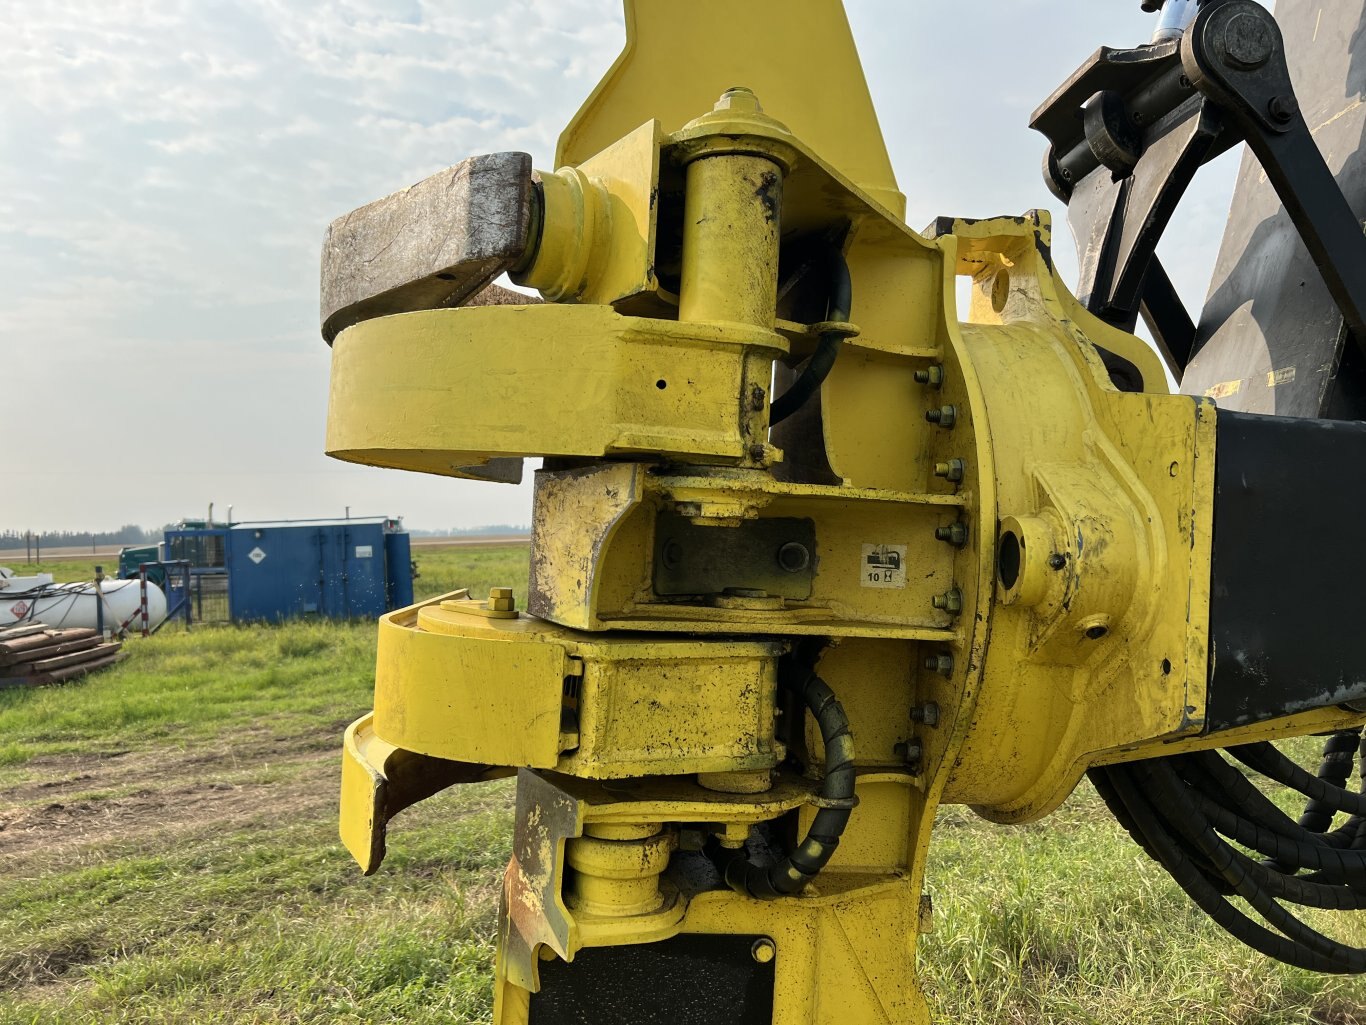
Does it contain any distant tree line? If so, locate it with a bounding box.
[2,523,529,547]
[0,525,165,548]
[409,524,530,537]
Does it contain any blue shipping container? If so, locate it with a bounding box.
[163,518,412,622]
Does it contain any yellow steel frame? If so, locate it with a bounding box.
[326,3,1366,1022]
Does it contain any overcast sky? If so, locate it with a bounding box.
[3,1,1241,532]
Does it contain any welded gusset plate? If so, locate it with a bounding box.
[1206,411,1366,730]
[320,151,534,342]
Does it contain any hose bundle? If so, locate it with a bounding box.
[718,645,857,900]
[1092,730,1366,972]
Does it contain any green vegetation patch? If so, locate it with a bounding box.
[3,543,1366,1023]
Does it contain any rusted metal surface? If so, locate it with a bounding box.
[320,151,535,342]
[500,771,582,993]
[468,283,541,307]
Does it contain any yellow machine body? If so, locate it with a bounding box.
[326,3,1366,1021]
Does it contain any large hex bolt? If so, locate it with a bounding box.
[1223,12,1273,70]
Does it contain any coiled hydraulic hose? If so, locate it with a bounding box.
[1092,729,1366,973]
[720,648,857,900]
[767,251,852,428]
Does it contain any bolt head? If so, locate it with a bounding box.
[911,701,942,726]
[751,938,776,963]
[926,405,957,428]
[661,539,683,570]
[934,459,966,484]
[936,523,968,547]
[933,588,964,614]
[776,542,811,574]
[895,739,924,765]
[490,587,513,600]
[1268,95,1299,123]
[716,87,762,113]
[1223,12,1273,70]
[914,364,945,388]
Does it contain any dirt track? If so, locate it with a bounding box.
[0,730,341,864]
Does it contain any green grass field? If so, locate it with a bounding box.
[2,544,1365,1023]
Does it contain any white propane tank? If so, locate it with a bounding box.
[0,568,167,633]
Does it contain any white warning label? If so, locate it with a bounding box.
[248,546,267,565]
[861,544,907,589]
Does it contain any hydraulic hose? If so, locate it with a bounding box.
[721,650,856,900]
[767,251,852,428]
[1297,730,1360,834]
[1091,730,1366,973]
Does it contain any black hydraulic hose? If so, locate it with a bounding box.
[1100,763,1354,973]
[1231,743,1366,817]
[767,252,852,428]
[1131,759,1366,972]
[1096,746,1366,973]
[1178,751,1360,851]
[722,654,856,900]
[1220,842,1366,911]
[1185,787,1366,879]
[1299,730,1361,835]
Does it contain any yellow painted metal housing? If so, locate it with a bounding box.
[326,2,1366,1022]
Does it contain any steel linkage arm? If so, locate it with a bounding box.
[1181,1,1366,356]
[1034,0,1366,377]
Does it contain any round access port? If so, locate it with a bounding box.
[997,529,1022,590]
[997,514,1058,607]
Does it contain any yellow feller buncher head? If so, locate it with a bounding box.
[322,1,1366,1020]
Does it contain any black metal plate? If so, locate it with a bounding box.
[1182,0,1366,417]
[652,514,816,599]
[528,934,776,1025]
[1207,410,1366,730]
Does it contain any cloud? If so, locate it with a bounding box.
[0,1,1236,532]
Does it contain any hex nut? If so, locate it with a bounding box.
[934,459,966,483]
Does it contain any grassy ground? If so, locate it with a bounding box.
[2,543,1365,1023]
